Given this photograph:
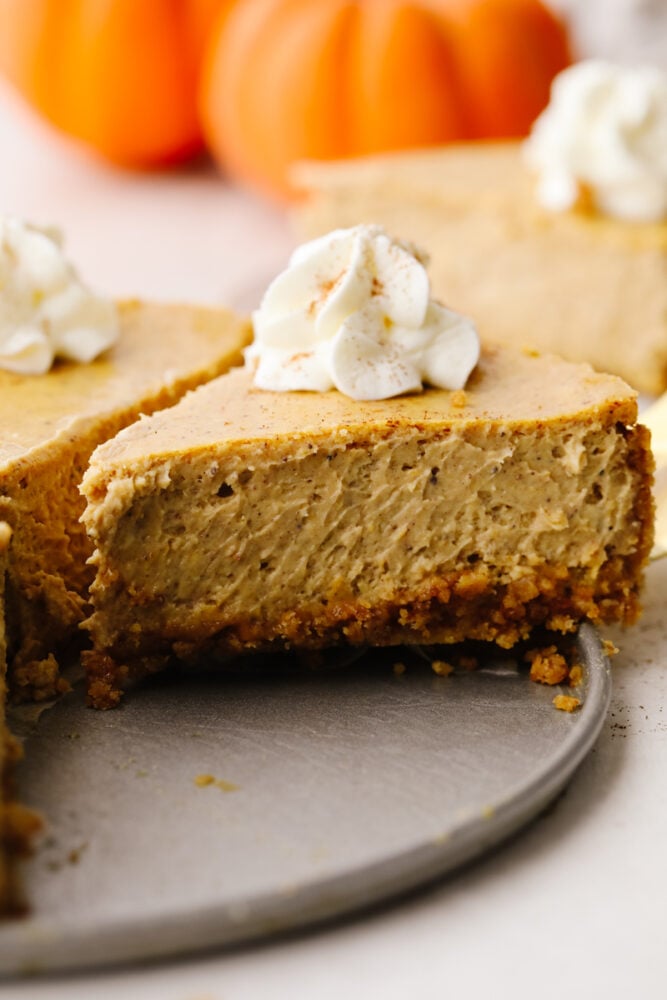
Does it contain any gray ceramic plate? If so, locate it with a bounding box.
[1,624,610,977]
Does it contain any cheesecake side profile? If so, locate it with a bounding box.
[293,142,667,394]
[81,348,654,708]
[1,301,251,702]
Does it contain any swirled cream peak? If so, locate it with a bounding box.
[0,217,119,375]
[524,60,667,222]
[248,225,480,401]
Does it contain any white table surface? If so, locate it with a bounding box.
[1,79,666,1000]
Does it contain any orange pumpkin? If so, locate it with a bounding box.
[0,0,228,168]
[200,0,572,199]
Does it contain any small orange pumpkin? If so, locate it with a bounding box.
[200,0,571,199]
[0,0,228,168]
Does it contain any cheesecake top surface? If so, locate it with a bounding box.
[294,142,667,248]
[0,301,250,467]
[90,345,639,468]
[293,142,529,208]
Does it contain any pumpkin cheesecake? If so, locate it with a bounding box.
[81,226,654,707]
[293,63,667,394]
[0,296,251,710]
[82,349,653,707]
[294,142,667,394]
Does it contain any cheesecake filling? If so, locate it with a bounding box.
[248,225,480,400]
[0,217,119,375]
[524,60,667,221]
[82,405,651,663]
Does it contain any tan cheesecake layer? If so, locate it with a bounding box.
[81,347,654,707]
[0,301,251,700]
[293,143,667,395]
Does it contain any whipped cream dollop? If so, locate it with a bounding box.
[0,217,119,375]
[524,60,667,222]
[248,225,480,401]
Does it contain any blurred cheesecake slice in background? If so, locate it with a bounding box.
[293,62,667,395]
[293,140,667,394]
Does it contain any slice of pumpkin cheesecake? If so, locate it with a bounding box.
[294,140,667,395]
[1,300,250,702]
[0,219,251,703]
[80,227,654,707]
[292,63,667,395]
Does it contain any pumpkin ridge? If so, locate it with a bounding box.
[202,0,359,200]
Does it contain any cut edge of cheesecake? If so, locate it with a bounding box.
[80,345,655,708]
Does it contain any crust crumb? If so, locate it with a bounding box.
[553,694,581,713]
[194,774,239,792]
[82,651,128,709]
[569,663,584,687]
[602,639,619,657]
[431,659,453,676]
[11,654,71,702]
[525,645,569,685]
[194,774,215,787]
[450,390,467,408]
[545,613,577,633]
[214,778,239,792]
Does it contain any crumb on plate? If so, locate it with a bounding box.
[525,645,569,685]
[553,694,581,713]
[569,663,584,687]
